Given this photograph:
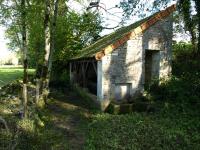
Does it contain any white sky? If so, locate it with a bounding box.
[67,0,124,35]
[0,26,11,59]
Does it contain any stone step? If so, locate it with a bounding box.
[105,102,155,114]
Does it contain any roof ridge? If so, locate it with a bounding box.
[72,4,176,60]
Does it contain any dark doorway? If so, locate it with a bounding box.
[86,62,97,95]
[145,50,160,85]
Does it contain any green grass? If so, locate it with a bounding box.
[84,43,200,150]
[0,89,90,149]
[85,106,200,150]
[0,67,35,87]
[1,43,200,149]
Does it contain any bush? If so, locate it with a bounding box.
[144,42,200,105]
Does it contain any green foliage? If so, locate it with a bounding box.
[0,0,102,68]
[73,85,100,111]
[119,0,200,52]
[73,15,149,59]
[17,119,35,133]
[0,86,71,149]
[0,67,35,87]
[119,0,173,19]
[84,42,200,149]
[85,109,200,150]
[1,42,200,149]
[54,11,102,62]
[50,68,70,88]
[50,10,102,83]
[144,42,200,105]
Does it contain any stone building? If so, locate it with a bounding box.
[69,5,176,109]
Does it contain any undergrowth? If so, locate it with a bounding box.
[85,43,200,149]
[1,42,200,150]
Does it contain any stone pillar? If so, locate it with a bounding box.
[97,60,103,101]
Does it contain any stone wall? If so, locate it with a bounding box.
[143,15,173,79]
[97,35,143,107]
[97,15,173,107]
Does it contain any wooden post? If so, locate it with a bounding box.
[92,61,97,75]
[81,63,86,87]
[69,62,72,84]
[84,62,89,87]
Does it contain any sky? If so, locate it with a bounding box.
[0,0,189,58]
[0,26,11,59]
[67,0,124,35]
[67,0,176,34]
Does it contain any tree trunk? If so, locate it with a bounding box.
[194,0,200,53]
[21,0,28,118]
[40,0,51,103]
[35,44,41,104]
[48,0,59,76]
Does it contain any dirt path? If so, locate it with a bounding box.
[47,91,93,149]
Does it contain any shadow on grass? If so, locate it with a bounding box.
[44,97,91,149]
[50,88,99,112]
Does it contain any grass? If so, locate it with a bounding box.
[85,106,200,150]
[1,83,200,149]
[84,43,200,149]
[0,88,91,149]
[0,66,35,87]
[0,43,200,149]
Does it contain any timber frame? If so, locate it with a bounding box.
[69,58,97,92]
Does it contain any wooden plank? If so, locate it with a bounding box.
[111,41,121,49]
[140,22,150,31]
[92,61,97,75]
[85,61,89,73]
[133,26,143,35]
[81,63,86,87]
[69,62,72,83]
[129,31,136,39]
[104,45,113,55]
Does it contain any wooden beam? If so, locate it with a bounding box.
[69,62,72,83]
[81,62,86,87]
[92,61,97,75]
[85,61,89,73]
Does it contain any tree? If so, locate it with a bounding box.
[0,0,29,117]
[1,0,102,104]
[48,0,59,80]
[39,0,51,103]
[119,0,200,53]
[21,0,28,118]
[193,0,200,51]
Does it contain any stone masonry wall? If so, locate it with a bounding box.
[97,15,173,105]
[101,35,143,101]
[143,15,173,79]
